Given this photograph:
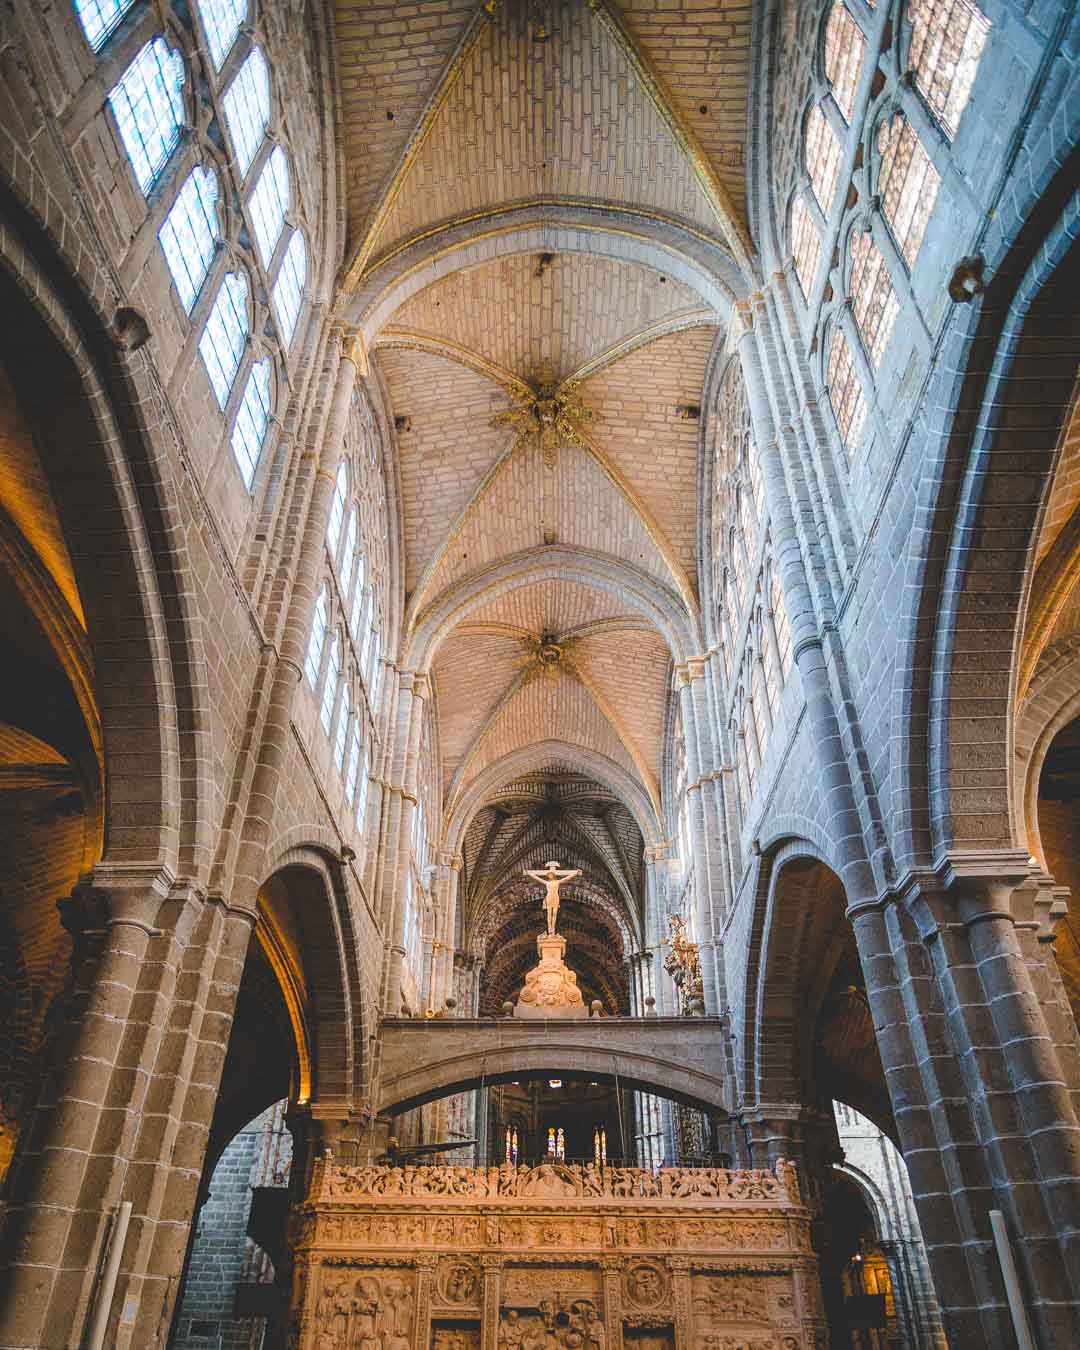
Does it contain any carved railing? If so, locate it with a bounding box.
[314,1160,801,1206]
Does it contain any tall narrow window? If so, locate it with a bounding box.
[849,229,899,366]
[877,114,940,267]
[158,166,220,312]
[791,195,822,300]
[305,585,329,688]
[761,609,780,716]
[334,684,351,772]
[355,748,370,831]
[230,357,271,488]
[368,629,382,701]
[108,39,186,194]
[350,565,367,640]
[340,510,358,589]
[198,0,247,70]
[198,271,249,407]
[221,45,270,178]
[345,726,362,803]
[824,3,866,123]
[273,230,307,345]
[907,0,989,139]
[248,145,290,267]
[827,324,867,453]
[805,104,842,215]
[327,463,348,555]
[75,0,136,51]
[770,563,793,682]
[320,630,342,734]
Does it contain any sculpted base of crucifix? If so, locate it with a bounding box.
[523,859,582,937]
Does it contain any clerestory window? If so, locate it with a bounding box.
[327,463,348,556]
[827,323,867,452]
[824,3,866,123]
[790,194,822,300]
[230,357,271,488]
[75,0,136,50]
[805,103,842,215]
[198,271,250,407]
[248,145,290,267]
[877,113,941,268]
[305,585,329,688]
[108,38,186,194]
[906,0,989,139]
[273,230,307,345]
[197,0,248,71]
[221,45,270,178]
[158,166,220,312]
[320,630,342,734]
[849,229,899,367]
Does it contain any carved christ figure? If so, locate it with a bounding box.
[523,860,582,936]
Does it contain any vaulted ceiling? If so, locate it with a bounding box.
[331,0,755,948]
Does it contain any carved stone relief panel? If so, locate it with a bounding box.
[437,1260,482,1309]
[312,1267,417,1350]
[432,1321,481,1350]
[622,1264,670,1314]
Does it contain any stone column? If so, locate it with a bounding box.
[414,1255,437,1350]
[0,867,254,1350]
[667,1257,693,1350]
[643,842,673,1015]
[600,1256,623,1350]
[480,1254,503,1350]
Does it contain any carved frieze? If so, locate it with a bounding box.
[297,1164,822,1350]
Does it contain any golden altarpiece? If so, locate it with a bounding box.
[289,1161,825,1350]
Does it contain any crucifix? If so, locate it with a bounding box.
[523,859,582,936]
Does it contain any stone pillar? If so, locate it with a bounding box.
[643,842,673,1015]
[600,1256,623,1350]
[480,1254,502,1350]
[414,1255,437,1350]
[900,853,1080,1348]
[0,867,254,1350]
[667,1257,692,1350]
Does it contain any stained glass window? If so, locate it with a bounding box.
[334,684,350,771]
[327,463,348,554]
[824,3,866,123]
[108,39,186,194]
[805,104,842,216]
[158,166,220,312]
[230,357,271,488]
[850,229,899,366]
[791,195,821,300]
[273,230,307,345]
[827,324,867,452]
[907,0,989,139]
[74,0,135,51]
[198,271,249,407]
[198,0,247,71]
[320,630,341,734]
[221,45,270,178]
[248,145,290,267]
[350,570,366,641]
[878,114,940,267]
[305,585,328,688]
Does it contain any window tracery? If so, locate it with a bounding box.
[305,585,329,688]
[824,3,865,123]
[877,113,940,267]
[108,38,186,194]
[320,630,342,734]
[906,0,989,138]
